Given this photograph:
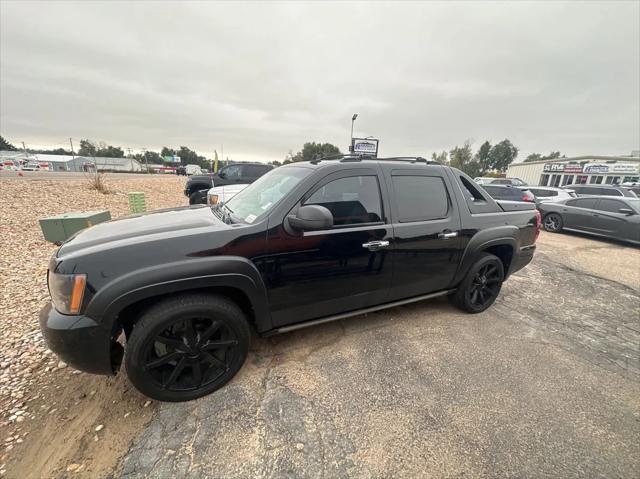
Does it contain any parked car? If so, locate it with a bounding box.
[474,177,527,186]
[40,155,539,401]
[185,164,203,176]
[527,186,576,204]
[563,184,637,198]
[621,183,640,197]
[21,162,41,171]
[481,184,536,203]
[206,183,249,205]
[184,162,274,205]
[539,196,640,244]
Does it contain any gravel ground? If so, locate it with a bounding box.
[0,175,186,477]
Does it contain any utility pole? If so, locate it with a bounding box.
[221,144,224,167]
[69,138,75,158]
[142,148,149,173]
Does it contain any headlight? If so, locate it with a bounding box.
[48,272,86,315]
[208,193,219,205]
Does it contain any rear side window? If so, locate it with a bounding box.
[597,199,625,213]
[392,176,449,222]
[304,175,382,226]
[567,198,598,209]
[599,188,621,196]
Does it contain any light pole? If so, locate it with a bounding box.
[350,113,358,152]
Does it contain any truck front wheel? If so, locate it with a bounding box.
[125,294,250,402]
[449,253,504,314]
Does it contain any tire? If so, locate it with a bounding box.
[449,253,505,314]
[125,294,250,402]
[542,213,563,232]
[189,191,205,205]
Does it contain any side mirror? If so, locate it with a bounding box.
[619,208,634,215]
[286,205,333,232]
[218,171,226,179]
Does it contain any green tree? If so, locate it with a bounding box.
[487,139,518,172]
[0,136,18,151]
[77,139,97,157]
[97,145,124,158]
[449,141,481,177]
[299,142,342,162]
[524,151,562,163]
[134,151,163,164]
[431,151,449,164]
[525,153,543,162]
[476,141,492,173]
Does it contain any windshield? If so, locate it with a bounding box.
[224,166,311,223]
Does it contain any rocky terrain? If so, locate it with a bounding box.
[0,174,186,478]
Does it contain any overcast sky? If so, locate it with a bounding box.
[1,1,639,163]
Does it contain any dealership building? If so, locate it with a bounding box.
[505,152,640,187]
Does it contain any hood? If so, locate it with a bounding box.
[58,205,227,256]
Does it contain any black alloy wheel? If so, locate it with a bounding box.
[543,213,563,232]
[125,294,250,402]
[450,252,504,313]
[144,317,239,392]
[467,263,502,309]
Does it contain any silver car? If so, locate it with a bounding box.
[539,196,640,245]
[528,186,576,204]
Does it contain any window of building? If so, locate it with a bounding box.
[561,175,574,186]
[393,176,449,222]
[590,176,603,184]
[304,175,382,226]
[550,174,561,187]
[605,176,621,185]
[622,176,639,183]
[539,174,550,186]
[576,175,589,184]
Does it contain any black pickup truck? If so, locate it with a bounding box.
[40,156,539,401]
[184,163,273,204]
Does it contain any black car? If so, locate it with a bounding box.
[563,184,637,198]
[184,162,274,204]
[540,196,640,244]
[40,156,539,401]
[481,184,536,203]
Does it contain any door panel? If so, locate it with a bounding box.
[563,198,599,231]
[263,169,393,327]
[385,169,463,300]
[264,224,392,326]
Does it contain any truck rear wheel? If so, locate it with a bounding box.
[449,253,504,314]
[125,294,250,402]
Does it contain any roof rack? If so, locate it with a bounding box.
[309,154,442,165]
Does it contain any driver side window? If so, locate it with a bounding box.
[304,175,383,226]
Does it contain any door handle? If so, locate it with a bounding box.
[362,240,390,251]
[438,231,458,239]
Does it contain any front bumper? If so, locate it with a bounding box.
[39,303,121,375]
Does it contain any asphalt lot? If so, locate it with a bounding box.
[117,233,639,479]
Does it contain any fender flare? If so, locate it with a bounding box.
[451,225,520,286]
[86,256,272,333]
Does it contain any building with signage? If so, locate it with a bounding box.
[505,152,640,187]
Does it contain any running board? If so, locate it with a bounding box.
[273,289,455,334]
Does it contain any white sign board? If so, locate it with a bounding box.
[352,138,379,157]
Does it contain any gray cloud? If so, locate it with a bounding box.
[1,1,638,162]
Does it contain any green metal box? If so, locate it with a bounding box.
[128,192,147,213]
[39,210,111,243]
